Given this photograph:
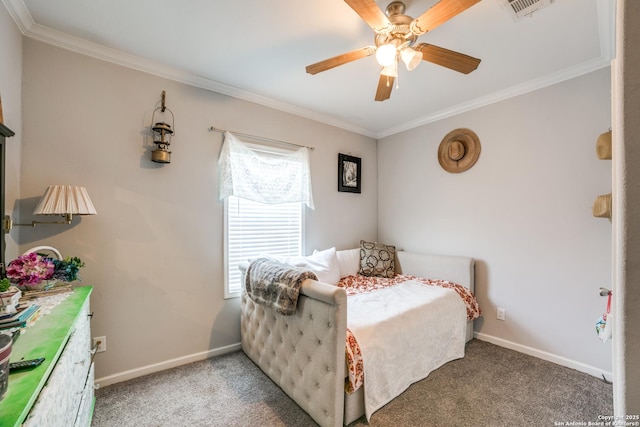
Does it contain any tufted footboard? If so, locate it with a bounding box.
[240,264,347,427]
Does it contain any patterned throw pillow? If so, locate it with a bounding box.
[358,240,396,278]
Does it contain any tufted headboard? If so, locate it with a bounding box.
[240,264,347,427]
[396,251,474,291]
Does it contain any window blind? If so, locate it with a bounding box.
[224,196,303,297]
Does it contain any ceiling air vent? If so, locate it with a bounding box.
[504,0,553,20]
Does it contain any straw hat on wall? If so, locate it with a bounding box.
[438,128,481,173]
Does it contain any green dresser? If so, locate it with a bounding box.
[0,286,93,426]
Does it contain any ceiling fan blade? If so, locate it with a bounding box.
[412,0,481,35]
[416,43,481,74]
[375,74,394,101]
[344,0,391,32]
[306,46,376,75]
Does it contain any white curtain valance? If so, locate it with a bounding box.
[218,132,314,209]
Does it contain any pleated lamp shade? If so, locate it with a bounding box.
[33,185,97,216]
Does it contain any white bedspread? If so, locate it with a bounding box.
[347,279,467,420]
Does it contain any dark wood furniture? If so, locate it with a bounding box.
[0,122,15,275]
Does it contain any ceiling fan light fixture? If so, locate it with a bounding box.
[305,0,483,102]
[375,43,397,66]
[401,47,422,71]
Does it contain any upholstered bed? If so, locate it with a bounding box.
[240,248,477,427]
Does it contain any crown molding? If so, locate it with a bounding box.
[25,23,377,138]
[1,0,33,33]
[3,0,376,138]
[376,55,611,139]
[3,0,614,140]
[375,0,615,138]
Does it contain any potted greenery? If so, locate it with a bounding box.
[0,278,21,315]
[0,278,10,293]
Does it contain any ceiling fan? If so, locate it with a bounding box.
[305,0,482,101]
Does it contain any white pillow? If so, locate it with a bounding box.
[336,248,360,278]
[286,247,340,285]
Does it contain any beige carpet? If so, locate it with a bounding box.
[92,339,612,427]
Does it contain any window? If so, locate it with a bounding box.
[224,196,303,298]
[218,132,313,298]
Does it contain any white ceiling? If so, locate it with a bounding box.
[3,0,614,138]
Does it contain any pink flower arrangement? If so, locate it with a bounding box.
[6,252,55,287]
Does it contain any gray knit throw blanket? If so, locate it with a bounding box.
[245,258,318,315]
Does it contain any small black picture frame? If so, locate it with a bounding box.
[338,153,361,193]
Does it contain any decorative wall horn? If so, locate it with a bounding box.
[596,130,612,160]
[592,128,612,221]
[150,91,175,163]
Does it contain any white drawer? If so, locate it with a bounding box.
[74,362,95,427]
[23,298,92,427]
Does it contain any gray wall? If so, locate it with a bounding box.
[2,1,621,388]
[378,68,613,375]
[0,4,22,261]
[17,38,378,383]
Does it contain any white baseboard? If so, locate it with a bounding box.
[94,342,242,388]
[474,332,613,381]
[95,335,612,389]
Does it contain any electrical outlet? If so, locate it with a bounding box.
[93,336,106,353]
[497,307,506,321]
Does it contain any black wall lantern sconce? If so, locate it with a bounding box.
[150,91,175,163]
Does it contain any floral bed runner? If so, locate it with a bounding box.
[340,274,481,395]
